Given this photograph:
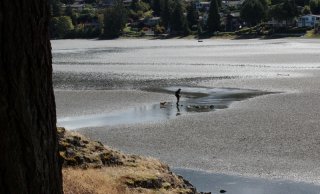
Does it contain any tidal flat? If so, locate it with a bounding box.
[53,38,320,193]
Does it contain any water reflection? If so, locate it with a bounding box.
[58,87,271,130]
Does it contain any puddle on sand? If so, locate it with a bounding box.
[58,87,270,130]
[173,168,320,194]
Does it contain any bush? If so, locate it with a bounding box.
[50,16,74,38]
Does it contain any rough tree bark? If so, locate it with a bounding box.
[0,0,63,193]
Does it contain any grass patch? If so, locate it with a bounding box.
[305,30,320,38]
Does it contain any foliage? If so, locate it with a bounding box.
[152,0,161,16]
[207,0,220,32]
[269,0,298,21]
[60,0,75,4]
[240,0,268,26]
[160,0,173,28]
[102,2,127,39]
[186,3,198,29]
[170,0,189,34]
[302,5,311,14]
[50,0,62,17]
[310,0,320,14]
[50,16,74,38]
[154,25,166,34]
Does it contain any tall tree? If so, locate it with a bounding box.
[207,0,220,33]
[240,0,268,26]
[102,1,127,39]
[152,0,162,16]
[269,0,298,23]
[217,0,222,7]
[0,0,63,193]
[49,0,62,17]
[187,3,199,29]
[170,0,190,33]
[310,0,320,14]
[161,0,172,29]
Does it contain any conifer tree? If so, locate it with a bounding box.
[161,0,172,28]
[152,0,162,16]
[102,1,127,39]
[171,0,189,34]
[207,0,220,33]
[187,3,198,29]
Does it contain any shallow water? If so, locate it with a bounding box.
[173,168,320,194]
[53,39,320,191]
[57,86,268,129]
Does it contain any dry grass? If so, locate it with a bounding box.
[63,164,192,194]
[59,128,196,194]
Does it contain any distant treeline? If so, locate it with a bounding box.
[49,0,320,39]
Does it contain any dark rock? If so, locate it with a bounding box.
[126,178,163,189]
[74,155,84,165]
[66,148,75,157]
[220,189,226,193]
[82,140,89,144]
[100,152,123,166]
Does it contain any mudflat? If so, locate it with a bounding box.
[53,38,320,185]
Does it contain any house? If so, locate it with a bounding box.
[224,12,242,31]
[99,0,115,7]
[123,0,134,7]
[61,2,86,11]
[143,17,161,27]
[297,14,320,27]
[268,18,296,28]
[222,0,244,9]
[194,1,210,12]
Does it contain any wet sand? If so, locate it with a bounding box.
[53,39,320,190]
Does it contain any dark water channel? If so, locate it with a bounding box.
[173,168,320,194]
[57,87,269,130]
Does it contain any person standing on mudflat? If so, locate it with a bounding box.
[175,88,181,105]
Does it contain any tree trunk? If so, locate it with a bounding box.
[0,1,63,193]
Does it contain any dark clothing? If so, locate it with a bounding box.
[175,89,181,104]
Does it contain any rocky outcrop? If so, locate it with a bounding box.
[58,127,202,194]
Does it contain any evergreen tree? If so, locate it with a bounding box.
[170,0,190,34]
[269,0,298,22]
[152,0,162,16]
[187,3,198,29]
[207,0,220,33]
[102,1,127,39]
[161,0,172,28]
[50,0,62,17]
[217,0,222,7]
[240,0,268,26]
[310,0,320,14]
[130,0,139,11]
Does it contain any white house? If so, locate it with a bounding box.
[222,0,244,9]
[297,14,320,27]
[61,3,85,11]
